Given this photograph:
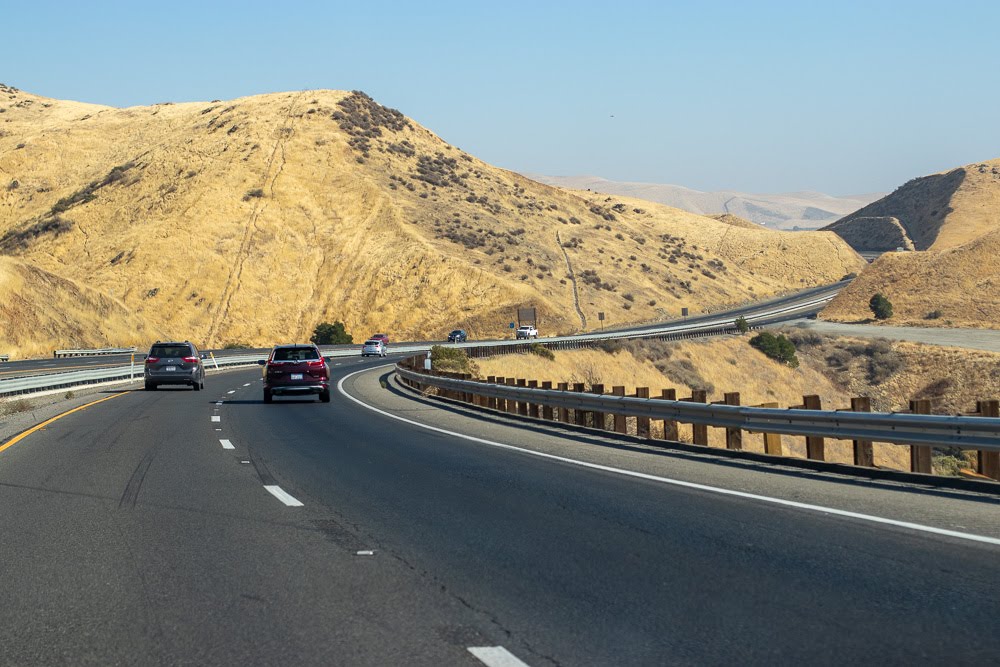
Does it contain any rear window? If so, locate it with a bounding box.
[364,340,381,346]
[150,344,193,357]
[272,347,320,361]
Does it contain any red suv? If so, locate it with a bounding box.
[259,344,330,403]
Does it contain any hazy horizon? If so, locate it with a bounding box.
[4,0,998,195]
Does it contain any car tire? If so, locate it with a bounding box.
[192,381,201,391]
[145,382,156,391]
[319,389,331,403]
[263,389,272,404]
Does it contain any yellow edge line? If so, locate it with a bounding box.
[0,391,129,455]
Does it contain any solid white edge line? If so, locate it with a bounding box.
[468,646,531,667]
[264,485,304,507]
[338,366,1000,548]
[220,439,235,450]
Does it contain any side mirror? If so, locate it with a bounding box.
[257,360,266,366]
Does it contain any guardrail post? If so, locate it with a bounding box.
[486,376,497,410]
[977,400,1000,480]
[541,382,553,420]
[689,389,708,445]
[612,386,627,434]
[723,392,742,450]
[557,382,570,422]
[516,379,529,416]
[909,399,933,474]
[660,388,678,441]
[635,387,650,438]
[850,397,875,467]
[756,402,783,455]
[527,380,540,418]
[506,378,518,414]
[495,377,506,412]
[573,383,587,425]
[803,395,825,460]
[591,384,606,430]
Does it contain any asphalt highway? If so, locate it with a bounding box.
[1,359,998,665]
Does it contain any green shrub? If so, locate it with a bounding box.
[734,316,749,334]
[749,332,799,368]
[527,342,554,360]
[869,293,893,320]
[311,321,352,345]
[430,345,477,374]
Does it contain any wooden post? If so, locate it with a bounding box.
[494,377,505,412]
[977,400,1000,480]
[591,383,606,430]
[611,386,627,434]
[689,389,708,446]
[541,381,554,420]
[660,388,678,441]
[516,379,529,416]
[573,383,587,426]
[723,392,742,450]
[850,397,875,467]
[527,380,539,418]
[506,378,518,415]
[636,387,650,438]
[757,402,782,455]
[803,395,825,460]
[558,382,570,423]
[909,399,933,474]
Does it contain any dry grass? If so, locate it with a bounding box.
[0,87,865,352]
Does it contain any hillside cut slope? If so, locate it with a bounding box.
[822,159,1000,252]
[0,84,865,353]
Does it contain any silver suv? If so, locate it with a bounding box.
[144,341,206,391]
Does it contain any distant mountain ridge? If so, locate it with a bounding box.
[527,174,883,230]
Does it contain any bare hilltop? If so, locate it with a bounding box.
[821,159,1000,327]
[0,84,864,356]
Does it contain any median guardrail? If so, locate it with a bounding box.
[53,347,137,358]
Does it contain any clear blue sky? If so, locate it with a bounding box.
[4,0,998,194]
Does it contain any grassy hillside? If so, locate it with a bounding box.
[0,84,864,351]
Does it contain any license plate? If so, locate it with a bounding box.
[165,366,176,371]
[291,373,303,380]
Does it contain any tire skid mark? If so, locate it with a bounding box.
[118,447,159,509]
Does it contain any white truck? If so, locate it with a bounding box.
[515,325,538,340]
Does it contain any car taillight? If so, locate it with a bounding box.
[146,356,159,364]
[307,360,325,368]
[182,356,198,363]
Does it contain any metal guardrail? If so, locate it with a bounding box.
[396,365,1000,452]
[53,347,137,358]
[0,355,8,363]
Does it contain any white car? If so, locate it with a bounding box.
[361,339,387,357]
[516,325,538,339]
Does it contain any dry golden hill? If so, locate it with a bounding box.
[821,228,1000,327]
[0,84,865,352]
[708,213,760,229]
[0,257,159,357]
[821,158,1000,252]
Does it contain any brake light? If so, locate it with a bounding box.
[182,356,199,363]
[146,356,159,364]
[307,360,325,368]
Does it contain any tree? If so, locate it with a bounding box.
[734,316,749,334]
[311,321,352,345]
[869,293,893,320]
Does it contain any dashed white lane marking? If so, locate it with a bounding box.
[220,439,235,450]
[243,383,251,387]
[215,401,223,406]
[227,390,236,394]
[264,485,304,507]
[211,416,221,422]
[338,367,1000,548]
[468,646,531,667]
